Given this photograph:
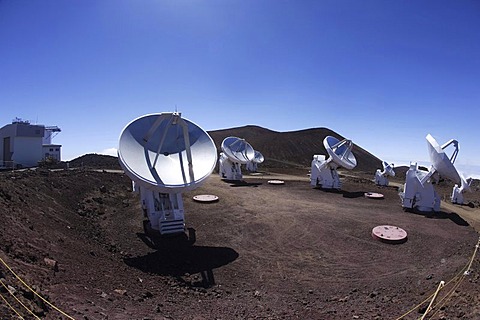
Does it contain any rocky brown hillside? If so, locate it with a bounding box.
[208,125,382,173]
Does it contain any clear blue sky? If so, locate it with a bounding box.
[1,1,479,177]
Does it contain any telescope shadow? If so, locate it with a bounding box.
[314,187,367,199]
[409,210,469,227]
[342,190,369,199]
[224,180,262,187]
[125,232,239,288]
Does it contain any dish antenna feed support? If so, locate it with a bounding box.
[310,136,357,190]
[118,112,217,236]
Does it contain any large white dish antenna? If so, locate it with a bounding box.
[426,134,461,184]
[221,136,255,164]
[252,150,265,164]
[323,136,357,170]
[118,113,217,193]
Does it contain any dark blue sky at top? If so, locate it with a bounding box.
[0,0,479,176]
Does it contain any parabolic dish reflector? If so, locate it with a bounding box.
[426,134,461,184]
[383,161,395,177]
[221,136,255,164]
[323,136,357,170]
[253,151,265,164]
[118,113,217,193]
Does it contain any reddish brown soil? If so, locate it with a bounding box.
[1,168,479,319]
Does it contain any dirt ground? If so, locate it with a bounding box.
[0,168,479,319]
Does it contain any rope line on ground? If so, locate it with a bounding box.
[0,289,25,320]
[426,274,465,320]
[0,279,40,319]
[395,236,479,320]
[420,280,444,320]
[0,255,75,319]
[425,236,480,319]
[464,237,480,275]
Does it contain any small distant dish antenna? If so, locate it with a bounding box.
[310,136,357,189]
[246,150,265,173]
[374,161,395,186]
[400,134,462,212]
[219,136,255,180]
[118,112,217,236]
[451,174,472,205]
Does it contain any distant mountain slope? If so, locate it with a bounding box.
[68,154,121,170]
[208,125,382,173]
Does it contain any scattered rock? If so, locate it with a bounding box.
[114,289,127,296]
[44,257,59,272]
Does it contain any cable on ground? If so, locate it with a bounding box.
[0,255,75,319]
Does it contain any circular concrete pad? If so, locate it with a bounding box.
[193,194,219,203]
[372,225,408,244]
[365,192,384,199]
[268,180,285,185]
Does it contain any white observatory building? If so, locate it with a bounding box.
[0,118,62,168]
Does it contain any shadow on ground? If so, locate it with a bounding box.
[313,187,367,199]
[410,210,470,226]
[222,180,262,187]
[125,233,239,287]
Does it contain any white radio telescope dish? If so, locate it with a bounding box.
[401,134,462,212]
[324,136,357,170]
[426,134,461,183]
[221,136,254,164]
[253,150,265,164]
[246,150,265,173]
[310,136,357,189]
[118,112,217,236]
[219,136,255,180]
[374,161,395,186]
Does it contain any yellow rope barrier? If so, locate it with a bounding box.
[424,237,480,319]
[394,294,435,320]
[464,237,480,275]
[0,279,40,319]
[0,256,75,319]
[426,277,464,320]
[395,235,479,320]
[420,280,444,320]
[0,290,25,320]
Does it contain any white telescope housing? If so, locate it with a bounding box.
[219,136,254,180]
[310,136,357,190]
[374,161,395,186]
[401,134,461,212]
[451,175,472,205]
[118,112,217,235]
